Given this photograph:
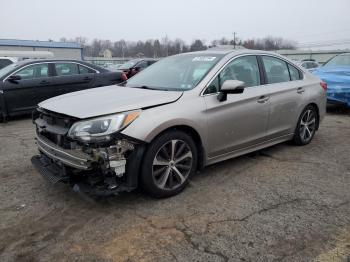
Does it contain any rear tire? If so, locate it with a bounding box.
[293,105,318,145]
[141,130,198,198]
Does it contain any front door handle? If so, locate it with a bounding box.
[297,87,305,94]
[257,95,269,103]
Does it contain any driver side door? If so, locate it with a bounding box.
[204,55,270,158]
[2,63,52,115]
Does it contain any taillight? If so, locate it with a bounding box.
[121,72,128,81]
[320,81,327,91]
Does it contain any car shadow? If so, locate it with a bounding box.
[1,113,32,123]
[326,104,350,115]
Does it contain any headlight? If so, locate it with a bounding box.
[68,110,140,142]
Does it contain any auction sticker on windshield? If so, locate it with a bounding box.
[192,56,217,62]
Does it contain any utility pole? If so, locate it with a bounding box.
[233,32,237,49]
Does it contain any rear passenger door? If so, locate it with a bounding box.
[261,56,305,138]
[52,62,96,96]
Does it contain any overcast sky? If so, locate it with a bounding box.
[1,0,350,49]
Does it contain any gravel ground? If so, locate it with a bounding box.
[0,107,349,262]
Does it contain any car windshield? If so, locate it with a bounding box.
[123,53,223,91]
[324,54,350,67]
[0,62,22,78]
[118,60,139,69]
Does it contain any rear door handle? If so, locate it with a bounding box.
[297,87,305,94]
[83,76,92,81]
[39,80,51,85]
[257,95,269,103]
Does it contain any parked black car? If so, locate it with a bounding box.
[118,58,158,78]
[0,60,127,120]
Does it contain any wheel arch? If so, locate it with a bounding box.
[147,125,206,170]
[308,102,320,130]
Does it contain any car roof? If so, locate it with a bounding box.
[129,58,158,62]
[16,59,86,64]
[1,59,109,73]
[176,49,286,58]
[3,59,108,73]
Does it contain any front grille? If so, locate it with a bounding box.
[33,108,78,148]
[41,131,59,144]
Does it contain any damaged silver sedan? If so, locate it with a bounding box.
[32,49,326,198]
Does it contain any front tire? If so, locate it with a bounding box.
[141,130,198,198]
[293,105,318,145]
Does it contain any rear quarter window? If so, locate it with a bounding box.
[288,64,303,80]
[78,64,95,74]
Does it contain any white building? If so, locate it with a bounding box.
[277,49,350,64]
[0,39,83,60]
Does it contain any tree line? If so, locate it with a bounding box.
[60,36,297,58]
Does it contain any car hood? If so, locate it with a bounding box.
[39,85,183,119]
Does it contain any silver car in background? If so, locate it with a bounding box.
[32,49,327,198]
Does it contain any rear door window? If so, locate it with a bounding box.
[262,56,290,84]
[55,63,79,76]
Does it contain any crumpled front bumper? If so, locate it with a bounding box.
[32,133,146,196]
[35,132,93,170]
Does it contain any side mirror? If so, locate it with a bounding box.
[7,75,22,83]
[217,80,245,102]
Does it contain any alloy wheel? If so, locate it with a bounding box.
[299,109,316,143]
[152,140,193,190]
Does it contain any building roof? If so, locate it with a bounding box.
[0,39,82,49]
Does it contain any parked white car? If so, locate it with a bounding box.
[0,57,18,70]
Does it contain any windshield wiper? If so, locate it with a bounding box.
[122,84,170,91]
[131,85,160,90]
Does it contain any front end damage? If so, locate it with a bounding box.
[31,108,145,196]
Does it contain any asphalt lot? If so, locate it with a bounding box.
[0,106,349,262]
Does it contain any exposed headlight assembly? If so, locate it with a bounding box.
[68,110,140,142]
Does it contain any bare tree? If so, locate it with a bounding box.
[60,34,297,59]
[190,39,207,51]
[243,36,297,50]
